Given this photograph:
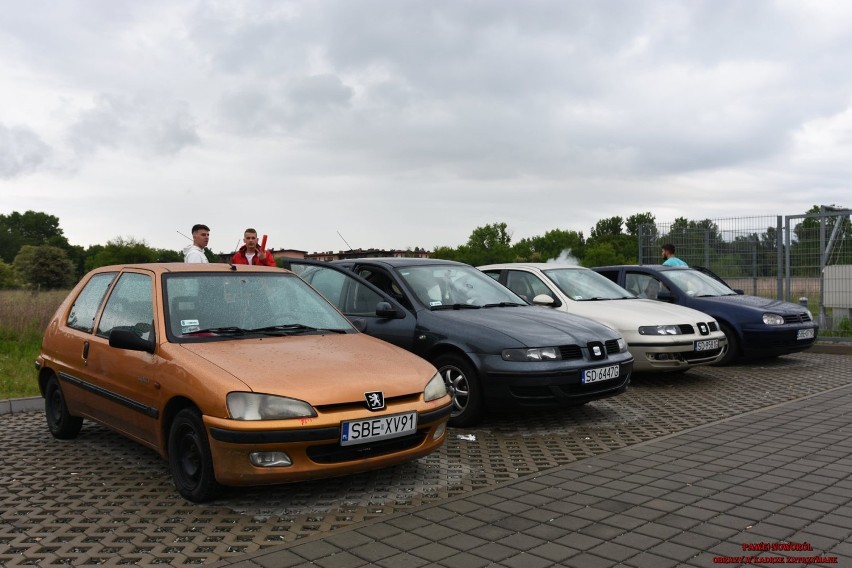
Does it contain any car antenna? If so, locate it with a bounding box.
[337,231,354,252]
[228,238,241,270]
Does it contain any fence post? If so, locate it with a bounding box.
[776,216,783,300]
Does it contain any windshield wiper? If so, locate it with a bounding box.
[183,326,253,336]
[430,304,482,311]
[249,324,348,335]
[481,302,525,308]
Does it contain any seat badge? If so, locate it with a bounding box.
[365,392,385,411]
[593,345,602,357]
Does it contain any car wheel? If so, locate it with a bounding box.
[168,408,220,503]
[44,376,83,439]
[717,323,740,366]
[433,354,483,427]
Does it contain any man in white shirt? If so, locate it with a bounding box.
[183,224,210,263]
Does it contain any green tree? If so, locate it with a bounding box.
[84,237,159,270]
[13,245,76,289]
[589,216,624,239]
[433,222,514,266]
[0,261,21,288]
[582,243,621,267]
[625,212,656,237]
[0,210,70,263]
[513,229,585,262]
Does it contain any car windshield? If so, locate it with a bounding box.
[398,265,526,309]
[164,272,353,340]
[665,269,738,297]
[543,268,635,301]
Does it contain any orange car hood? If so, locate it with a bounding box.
[177,334,434,405]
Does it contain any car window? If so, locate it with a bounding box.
[505,271,551,302]
[544,269,633,300]
[626,273,666,300]
[398,265,523,307]
[96,272,154,340]
[356,267,412,309]
[164,272,353,340]
[66,272,117,333]
[666,270,736,297]
[297,265,387,316]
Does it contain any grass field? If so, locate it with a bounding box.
[0,290,66,399]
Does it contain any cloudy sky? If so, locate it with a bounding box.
[2,1,851,255]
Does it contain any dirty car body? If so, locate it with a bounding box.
[282,258,633,427]
[592,264,818,365]
[479,263,727,372]
[36,263,451,502]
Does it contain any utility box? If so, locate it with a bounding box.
[824,265,852,319]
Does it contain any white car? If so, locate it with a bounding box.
[479,263,727,373]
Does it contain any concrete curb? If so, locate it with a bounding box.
[0,397,43,416]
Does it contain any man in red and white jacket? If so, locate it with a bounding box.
[231,228,276,266]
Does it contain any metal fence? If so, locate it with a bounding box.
[637,208,852,339]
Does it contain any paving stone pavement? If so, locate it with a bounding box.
[212,378,852,567]
[2,349,850,566]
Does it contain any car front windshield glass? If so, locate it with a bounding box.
[398,265,525,308]
[666,269,736,297]
[164,272,353,340]
[543,268,635,300]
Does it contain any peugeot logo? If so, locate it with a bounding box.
[365,391,385,411]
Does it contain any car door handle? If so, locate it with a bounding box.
[82,341,89,360]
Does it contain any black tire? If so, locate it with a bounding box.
[168,408,220,503]
[44,376,83,440]
[717,323,740,366]
[433,354,483,427]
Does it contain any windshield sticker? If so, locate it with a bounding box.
[430,301,443,307]
[180,319,199,327]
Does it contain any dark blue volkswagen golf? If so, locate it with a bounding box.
[593,265,818,365]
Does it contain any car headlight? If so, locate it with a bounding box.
[617,337,628,353]
[227,392,317,420]
[638,325,681,335]
[762,313,785,326]
[424,372,447,402]
[501,347,562,361]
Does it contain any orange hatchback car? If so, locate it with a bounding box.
[36,263,451,502]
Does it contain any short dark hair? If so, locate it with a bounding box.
[662,243,676,254]
[191,224,210,233]
[244,228,257,235]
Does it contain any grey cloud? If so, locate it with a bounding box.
[67,94,200,157]
[0,124,52,179]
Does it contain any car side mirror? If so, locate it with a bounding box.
[109,328,155,354]
[532,294,556,306]
[375,301,402,319]
[733,289,744,295]
[656,290,674,302]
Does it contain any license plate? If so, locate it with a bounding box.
[695,338,720,351]
[582,365,619,384]
[797,328,815,340]
[340,412,417,446]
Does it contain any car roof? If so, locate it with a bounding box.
[88,263,285,275]
[331,257,468,268]
[594,264,693,273]
[480,263,587,271]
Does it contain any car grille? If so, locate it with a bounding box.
[307,432,428,464]
[315,394,421,413]
[784,313,812,324]
[559,345,583,360]
[677,322,719,335]
[558,340,621,360]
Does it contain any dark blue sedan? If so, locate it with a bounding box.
[593,265,818,365]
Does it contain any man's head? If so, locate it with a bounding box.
[661,243,676,259]
[192,224,210,248]
[243,228,259,252]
